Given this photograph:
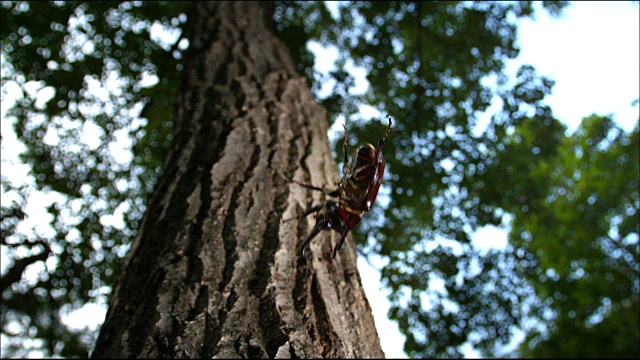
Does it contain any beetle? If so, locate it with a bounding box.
[288,114,392,258]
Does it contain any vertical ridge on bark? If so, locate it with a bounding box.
[92,3,384,358]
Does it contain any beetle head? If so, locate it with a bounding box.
[299,200,346,257]
[315,200,345,231]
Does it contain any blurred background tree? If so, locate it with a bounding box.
[1,1,637,358]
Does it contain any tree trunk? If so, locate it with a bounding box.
[91,2,384,358]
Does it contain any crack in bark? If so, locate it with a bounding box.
[293,222,312,314]
[190,284,209,323]
[289,341,299,359]
[258,292,289,357]
[252,190,287,296]
[125,268,165,357]
[214,119,262,356]
[215,178,242,349]
[311,273,339,358]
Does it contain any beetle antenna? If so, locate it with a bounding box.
[380,114,393,146]
[384,114,393,138]
[342,123,349,166]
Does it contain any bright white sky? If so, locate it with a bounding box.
[1,1,638,358]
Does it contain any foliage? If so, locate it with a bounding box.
[1,1,186,356]
[492,115,639,357]
[1,0,638,358]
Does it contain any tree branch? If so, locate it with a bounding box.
[0,245,50,294]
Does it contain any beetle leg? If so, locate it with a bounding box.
[297,201,337,257]
[299,222,323,257]
[288,178,339,196]
[342,123,349,166]
[326,187,341,197]
[302,203,325,217]
[378,114,393,148]
[332,226,350,258]
[282,203,324,224]
[373,115,393,163]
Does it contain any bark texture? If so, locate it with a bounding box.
[92,2,384,358]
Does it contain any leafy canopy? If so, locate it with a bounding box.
[1,1,186,356]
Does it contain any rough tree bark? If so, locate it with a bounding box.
[91,2,385,358]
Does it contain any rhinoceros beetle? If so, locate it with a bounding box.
[288,115,392,258]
